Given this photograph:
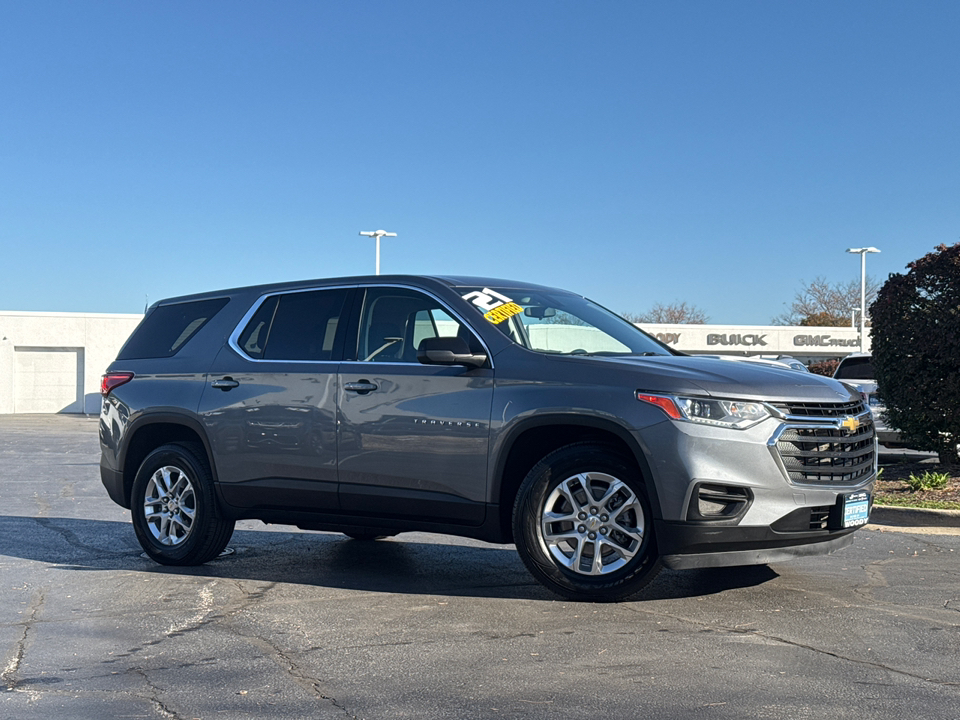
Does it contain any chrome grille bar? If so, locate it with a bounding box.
[768,404,877,486]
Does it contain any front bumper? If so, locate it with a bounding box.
[634,403,876,569]
[656,519,859,570]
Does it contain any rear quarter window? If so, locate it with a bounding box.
[118,298,229,360]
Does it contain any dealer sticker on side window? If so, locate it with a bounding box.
[462,288,524,325]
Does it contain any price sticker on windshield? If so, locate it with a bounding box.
[463,289,524,324]
[483,302,523,324]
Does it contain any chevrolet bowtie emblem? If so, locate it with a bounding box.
[841,416,860,433]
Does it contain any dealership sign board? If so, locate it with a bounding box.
[637,324,866,356]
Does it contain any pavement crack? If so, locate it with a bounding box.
[135,581,277,648]
[32,517,132,558]
[129,667,184,720]
[849,556,897,604]
[165,582,222,636]
[229,579,278,603]
[475,631,537,641]
[624,604,959,687]
[2,588,45,691]
[231,632,359,718]
[744,628,960,686]
[319,639,438,653]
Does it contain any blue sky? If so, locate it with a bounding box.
[1,1,957,322]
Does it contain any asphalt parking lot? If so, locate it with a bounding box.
[1,415,959,720]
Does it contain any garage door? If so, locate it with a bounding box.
[13,347,85,413]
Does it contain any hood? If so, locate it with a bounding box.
[559,354,858,404]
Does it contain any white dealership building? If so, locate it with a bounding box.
[0,311,868,415]
[0,312,142,415]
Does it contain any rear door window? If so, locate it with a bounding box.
[235,289,350,362]
[118,298,229,360]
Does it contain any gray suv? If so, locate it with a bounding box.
[100,275,876,601]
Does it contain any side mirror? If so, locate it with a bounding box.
[417,336,488,368]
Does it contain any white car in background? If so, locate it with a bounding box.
[833,353,903,447]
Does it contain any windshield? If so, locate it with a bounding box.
[458,287,672,356]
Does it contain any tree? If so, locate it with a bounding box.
[772,276,879,326]
[542,310,588,326]
[800,311,849,327]
[623,301,709,324]
[870,243,960,463]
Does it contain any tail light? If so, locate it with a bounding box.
[101,372,134,397]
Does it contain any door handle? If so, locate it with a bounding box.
[344,381,378,394]
[211,377,240,391]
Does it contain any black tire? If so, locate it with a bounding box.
[512,443,661,602]
[131,443,235,566]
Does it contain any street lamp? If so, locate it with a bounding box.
[359,230,397,275]
[846,247,880,352]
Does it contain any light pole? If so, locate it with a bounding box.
[846,247,880,352]
[359,230,397,275]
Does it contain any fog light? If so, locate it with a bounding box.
[687,483,752,521]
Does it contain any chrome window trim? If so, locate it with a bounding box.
[338,360,494,368]
[227,284,358,364]
[227,282,494,368]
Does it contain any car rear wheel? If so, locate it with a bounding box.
[131,443,235,566]
[512,443,660,602]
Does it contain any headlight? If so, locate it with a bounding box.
[637,392,772,430]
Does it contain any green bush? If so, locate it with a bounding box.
[906,471,950,492]
[870,243,960,463]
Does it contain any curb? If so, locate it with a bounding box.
[870,505,960,528]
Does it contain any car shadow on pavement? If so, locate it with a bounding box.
[1,514,779,601]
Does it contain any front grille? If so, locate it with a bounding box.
[772,400,866,418]
[773,408,876,486]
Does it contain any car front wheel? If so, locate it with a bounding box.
[512,443,660,601]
